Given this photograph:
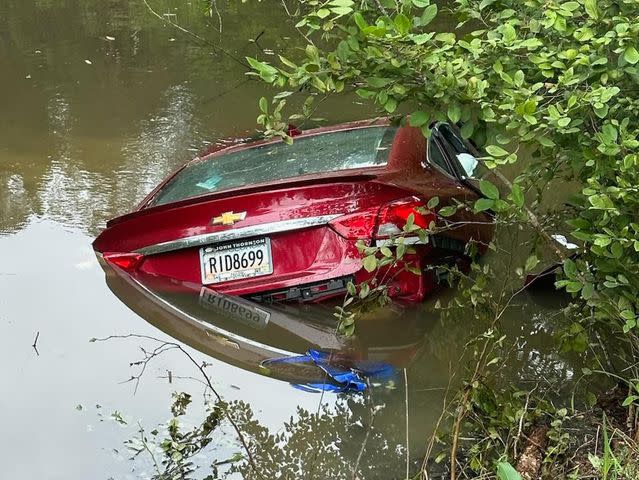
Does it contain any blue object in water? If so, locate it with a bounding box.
[262,349,395,393]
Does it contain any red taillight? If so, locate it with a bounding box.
[103,252,144,271]
[328,207,379,239]
[375,198,435,239]
[329,197,435,240]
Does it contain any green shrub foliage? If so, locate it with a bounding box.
[248,0,639,334]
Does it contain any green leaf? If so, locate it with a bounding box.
[411,32,434,45]
[367,77,392,88]
[384,97,397,113]
[621,310,635,321]
[624,46,639,65]
[353,12,368,30]
[589,194,613,210]
[558,117,571,127]
[435,32,455,43]
[259,97,268,113]
[537,136,555,148]
[566,281,582,293]
[362,255,378,272]
[525,255,539,272]
[474,198,494,212]
[510,184,524,208]
[356,88,375,99]
[427,196,440,209]
[328,0,354,6]
[496,462,522,480]
[480,0,497,9]
[480,180,500,200]
[330,6,353,15]
[411,0,430,6]
[247,57,278,82]
[447,103,461,123]
[485,145,509,157]
[501,24,517,43]
[394,13,411,36]
[409,110,429,127]
[582,282,595,300]
[439,206,457,217]
[460,122,474,138]
[611,242,623,259]
[563,258,577,278]
[420,4,438,26]
[584,0,598,19]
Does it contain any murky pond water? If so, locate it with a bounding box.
[0,2,587,479]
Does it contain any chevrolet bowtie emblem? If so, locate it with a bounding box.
[211,211,247,226]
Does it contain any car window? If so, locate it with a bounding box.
[426,137,455,177]
[437,124,480,178]
[149,126,397,207]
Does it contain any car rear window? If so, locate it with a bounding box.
[149,126,397,207]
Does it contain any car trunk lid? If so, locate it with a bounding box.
[93,173,409,255]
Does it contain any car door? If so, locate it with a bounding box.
[422,123,494,253]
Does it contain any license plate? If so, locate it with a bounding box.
[199,288,270,328]
[199,237,273,285]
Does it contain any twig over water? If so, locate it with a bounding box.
[141,0,249,69]
[93,333,265,479]
[32,331,40,356]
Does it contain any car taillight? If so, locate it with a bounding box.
[328,197,435,240]
[375,197,435,239]
[328,207,380,240]
[103,252,144,271]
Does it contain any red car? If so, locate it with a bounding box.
[93,118,493,302]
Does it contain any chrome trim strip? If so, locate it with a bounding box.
[134,214,343,256]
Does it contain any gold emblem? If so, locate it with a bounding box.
[211,211,247,226]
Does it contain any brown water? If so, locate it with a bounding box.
[0,2,585,479]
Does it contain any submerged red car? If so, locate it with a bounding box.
[93,118,493,302]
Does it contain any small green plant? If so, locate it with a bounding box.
[124,392,230,479]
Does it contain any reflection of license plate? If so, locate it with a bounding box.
[199,288,270,328]
[199,237,273,285]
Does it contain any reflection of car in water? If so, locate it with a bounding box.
[101,261,433,388]
[93,119,493,303]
